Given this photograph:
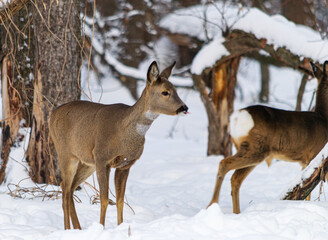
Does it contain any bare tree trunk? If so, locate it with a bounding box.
[26,0,81,184]
[193,58,240,157]
[0,56,24,183]
[0,2,34,184]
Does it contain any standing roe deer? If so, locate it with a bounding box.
[208,61,328,214]
[49,61,188,229]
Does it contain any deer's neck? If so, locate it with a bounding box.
[315,80,328,120]
[130,90,159,136]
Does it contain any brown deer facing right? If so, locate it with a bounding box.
[208,61,328,214]
[50,61,188,229]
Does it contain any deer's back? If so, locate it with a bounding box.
[234,105,328,164]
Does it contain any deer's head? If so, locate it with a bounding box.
[145,61,188,116]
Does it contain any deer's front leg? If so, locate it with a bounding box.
[114,167,130,225]
[96,163,110,226]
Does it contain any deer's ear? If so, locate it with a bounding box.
[147,61,159,85]
[159,61,176,79]
[310,61,323,80]
[324,61,328,78]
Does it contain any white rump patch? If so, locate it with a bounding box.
[145,110,159,120]
[230,110,254,139]
[136,123,150,136]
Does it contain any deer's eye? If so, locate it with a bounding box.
[162,91,169,96]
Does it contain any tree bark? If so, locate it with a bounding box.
[26,0,81,184]
[193,58,240,157]
[0,1,34,184]
[0,56,24,183]
[0,0,29,24]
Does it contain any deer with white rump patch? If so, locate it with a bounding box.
[208,61,328,214]
[49,61,188,229]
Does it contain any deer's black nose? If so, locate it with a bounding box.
[176,105,189,114]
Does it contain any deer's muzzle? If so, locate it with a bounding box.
[176,105,189,115]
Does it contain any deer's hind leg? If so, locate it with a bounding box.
[231,166,256,214]
[115,167,130,225]
[95,162,111,227]
[69,162,96,229]
[59,155,79,230]
[208,145,269,209]
[230,152,273,213]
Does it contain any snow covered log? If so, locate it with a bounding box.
[223,29,313,76]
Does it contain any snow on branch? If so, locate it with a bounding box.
[104,53,145,80]
[191,29,317,77]
[104,53,193,88]
[281,143,328,200]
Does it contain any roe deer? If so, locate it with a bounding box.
[208,61,328,214]
[49,61,188,229]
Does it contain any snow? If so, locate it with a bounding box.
[159,2,328,74]
[191,35,229,75]
[233,9,328,62]
[40,203,328,240]
[159,3,241,42]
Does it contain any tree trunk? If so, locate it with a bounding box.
[0,2,34,184]
[0,56,24,184]
[26,0,81,184]
[193,58,240,157]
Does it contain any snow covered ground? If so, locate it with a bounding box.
[0,58,328,239]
